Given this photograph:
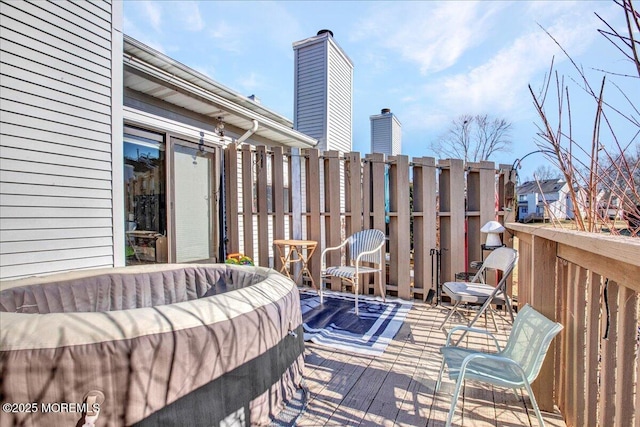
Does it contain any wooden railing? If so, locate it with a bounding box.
[507,223,640,427]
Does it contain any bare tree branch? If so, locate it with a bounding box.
[529,0,640,236]
[430,114,512,163]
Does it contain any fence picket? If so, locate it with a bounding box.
[272,146,286,272]
[388,155,411,299]
[616,284,637,427]
[411,157,437,300]
[241,145,254,259]
[305,149,321,287]
[256,146,269,265]
[225,146,514,295]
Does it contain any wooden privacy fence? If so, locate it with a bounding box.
[224,143,516,300]
[508,223,640,427]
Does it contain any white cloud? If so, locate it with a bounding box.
[352,1,508,74]
[176,1,204,32]
[256,2,304,53]
[122,15,166,54]
[408,5,603,125]
[140,1,162,33]
[202,1,303,57]
[209,21,244,53]
[236,72,266,92]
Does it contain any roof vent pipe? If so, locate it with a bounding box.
[317,29,334,37]
[381,108,391,114]
[237,119,259,144]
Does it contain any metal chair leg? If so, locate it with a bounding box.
[378,269,385,302]
[489,306,499,331]
[523,377,546,427]
[435,358,446,392]
[439,301,462,330]
[446,376,464,427]
[354,277,359,316]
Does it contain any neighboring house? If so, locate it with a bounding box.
[517,179,570,222]
[370,108,402,156]
[0,3,317,280]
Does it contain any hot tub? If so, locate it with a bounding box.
[0,264,304,426]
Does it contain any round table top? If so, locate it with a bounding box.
[273,239,317,246]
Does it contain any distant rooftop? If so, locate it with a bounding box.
[517,178,566,194]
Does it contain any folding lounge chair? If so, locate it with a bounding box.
[436,304,563,427]
[439,247,518,331]
[320,229,386,316]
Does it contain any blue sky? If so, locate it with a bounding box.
[123,1,639,181]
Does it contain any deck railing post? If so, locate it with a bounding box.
[529,234,559,412]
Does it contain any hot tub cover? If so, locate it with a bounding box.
[0,263,304,426]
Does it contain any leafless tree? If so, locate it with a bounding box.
[529,0,639,235]
[526,164,563,181]
[430,114,512,163]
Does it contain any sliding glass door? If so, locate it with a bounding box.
[123,128,167,265]
[172,139,217,263]
[123,127,221,265]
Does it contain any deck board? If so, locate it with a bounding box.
[298,300,567,427]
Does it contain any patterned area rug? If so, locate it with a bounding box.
[300,291,413,356]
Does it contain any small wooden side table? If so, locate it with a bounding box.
[273,239,318,288]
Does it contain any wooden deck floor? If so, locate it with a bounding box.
[297,301,567,427]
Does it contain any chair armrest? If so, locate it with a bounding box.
[446,326,502,352]
[459,353,527,379]
[353,243,385,270]
[320,240,349,270]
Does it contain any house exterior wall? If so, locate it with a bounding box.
[293,32,353,153]
[0,1,123,279]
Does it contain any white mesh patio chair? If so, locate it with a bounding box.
[436,304,563,427]
[439,247,518,331]
[320,229,385,315]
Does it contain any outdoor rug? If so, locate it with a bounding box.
[300,290,413,356]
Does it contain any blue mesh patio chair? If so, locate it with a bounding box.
[436,304,563,427]
[439,247,518,332]
[320,229,386,315]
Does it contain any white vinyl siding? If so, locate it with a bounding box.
[294,42,326,144]
[327,44,352,153]
[0,0,121,279]
[392,117,402,154]
[371,117,391,154]
[371,114,402,156]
